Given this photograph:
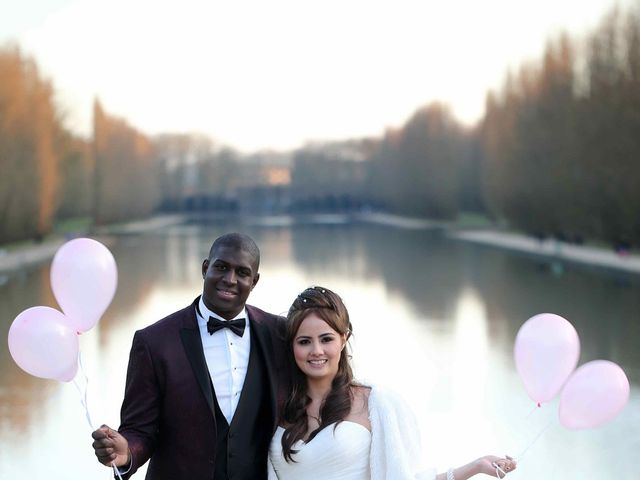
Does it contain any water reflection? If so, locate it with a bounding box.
[0,222,638,479]
[452,288,490,418]
[0,268,58,432]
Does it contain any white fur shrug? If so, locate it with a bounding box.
[368,385,436,480]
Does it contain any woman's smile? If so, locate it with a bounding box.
[308,359,328,367]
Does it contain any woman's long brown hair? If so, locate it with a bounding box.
[280,286,358,463]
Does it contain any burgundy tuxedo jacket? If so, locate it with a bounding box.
[118,297,288,479]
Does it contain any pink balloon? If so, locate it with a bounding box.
[8,306,79,382]
[514,313,580,404]
[50,238,117,333]
[559,360,630,430]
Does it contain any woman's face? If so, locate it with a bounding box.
[293,313,345,382]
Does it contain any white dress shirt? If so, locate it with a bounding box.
[197,297,251,424]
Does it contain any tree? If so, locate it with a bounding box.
[92,100,159,224]
[0,46,60,242]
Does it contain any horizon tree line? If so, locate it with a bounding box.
[1,4,639,247]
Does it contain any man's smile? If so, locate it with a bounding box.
[216,288,238,298]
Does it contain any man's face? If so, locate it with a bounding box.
[201,245,260,319]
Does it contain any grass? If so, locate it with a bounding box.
[53,216,93,236]
[0,216,94,251]
[452,212,497,229]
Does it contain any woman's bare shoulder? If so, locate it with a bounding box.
[347,384,372,430]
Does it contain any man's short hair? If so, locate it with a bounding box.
[209,232,260,269]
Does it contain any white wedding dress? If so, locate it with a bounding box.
[269,421,371,479]
[268,386,436,480]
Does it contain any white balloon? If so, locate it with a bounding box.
[8,306,79,382]
[50,238,118,333]
[514,313,580,404]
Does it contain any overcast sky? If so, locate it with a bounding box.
[1,0,633,152]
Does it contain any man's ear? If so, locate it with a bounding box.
[251,272,260,289]
[202,259,209,279]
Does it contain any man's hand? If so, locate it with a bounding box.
[91,425,130,468]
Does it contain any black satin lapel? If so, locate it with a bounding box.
[250,320,279,428]
[180,327,215,416]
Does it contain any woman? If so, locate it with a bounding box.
[269,286,517,480]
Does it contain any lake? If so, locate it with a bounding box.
[1,217,638,479]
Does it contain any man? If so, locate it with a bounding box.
[92,232,288,479]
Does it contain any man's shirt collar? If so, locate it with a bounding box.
[197,296,248,324]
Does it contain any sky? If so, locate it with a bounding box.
[0,0,633,152]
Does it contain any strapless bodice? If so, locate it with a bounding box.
[269,421,371,479]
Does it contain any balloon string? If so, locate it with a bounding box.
[525,403,539,419]
[515,417,554,462]
[73,352,123,480]
[112,462,124,480]
[72,352,93,429]
[493,464,507,478]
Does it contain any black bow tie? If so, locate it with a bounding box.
[207,317,246,337]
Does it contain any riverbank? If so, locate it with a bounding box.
[1,213,639,276]
[0,214,185,274]
[357,213,640,276]
[448,229,640,276]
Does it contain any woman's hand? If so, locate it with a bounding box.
[475,455,516,477]
[437,455,517,480]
